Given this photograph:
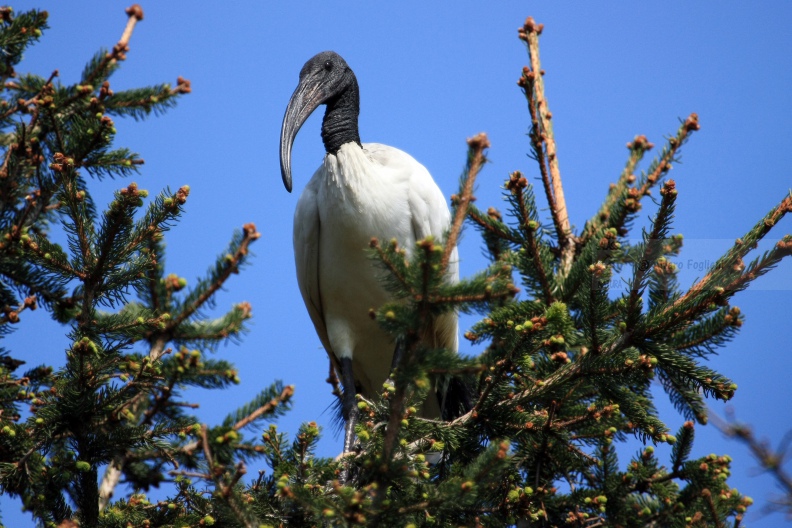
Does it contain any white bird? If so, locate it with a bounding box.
[279,51,464,455]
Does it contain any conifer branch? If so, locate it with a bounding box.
[99,333,171,509]
[369,237,411,292]
[233,385,294,431]
[580,135,651,246]
[23,234,84,280]
[198,426,257,527]
[466,203,521,245]
[0,68,57,122]
[711,412,792,517]
[505,171,555,304]
[169,222,259,329]
[82,4,143,88]
[519,69,560,241]
[326,358,343,404]
[626,180,677,329]
[444,133,488,273]
[603,118,698,244]
[585,263,609,355]
[635,114,699,199]
[671,306,741,356]
[702,489,725,528]
[655,194,792,334]
[0,295,35,326]
[518,17,574,271]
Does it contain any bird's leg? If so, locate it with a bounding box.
[338,356,358,484]
[339,356,358,455]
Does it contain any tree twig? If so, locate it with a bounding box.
[442,132,489,273]
[99,334,169,509]
[233,385,294,431]
[711,411,792,516]
[519,18,574,273]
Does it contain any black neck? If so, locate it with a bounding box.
[321,75,361,154]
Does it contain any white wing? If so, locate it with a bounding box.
[366,144,460,353]
[410,180,460,354]
[293,171,340,373]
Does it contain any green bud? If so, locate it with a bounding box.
[75,461,91,472]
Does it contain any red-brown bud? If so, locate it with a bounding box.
[125,4,144,20]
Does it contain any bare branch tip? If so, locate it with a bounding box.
[125,4,144,21]
[174,76,192,94]
[175,185,189,204]
[466,132,491,151]
[660,179,677,197]
[684,113,700,132]
[520,17,544,38]
[627,135,654,151]
[242,222,260,240]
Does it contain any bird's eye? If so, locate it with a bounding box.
[324,60,333,71]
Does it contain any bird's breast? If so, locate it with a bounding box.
[312,144,418,393]
[317,143,414,243]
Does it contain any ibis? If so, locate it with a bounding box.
[279,51,465,455]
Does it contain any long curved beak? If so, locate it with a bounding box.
[280,78,325,193]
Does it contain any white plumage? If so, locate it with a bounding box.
[294,142,458,408]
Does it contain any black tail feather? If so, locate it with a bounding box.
[438,375,474,421]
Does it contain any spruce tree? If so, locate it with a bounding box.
[0,6,790,528]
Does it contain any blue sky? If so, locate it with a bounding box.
[4,1,792,525]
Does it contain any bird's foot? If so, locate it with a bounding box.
[335,445,361,484]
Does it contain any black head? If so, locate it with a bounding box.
[279,51,359,192]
